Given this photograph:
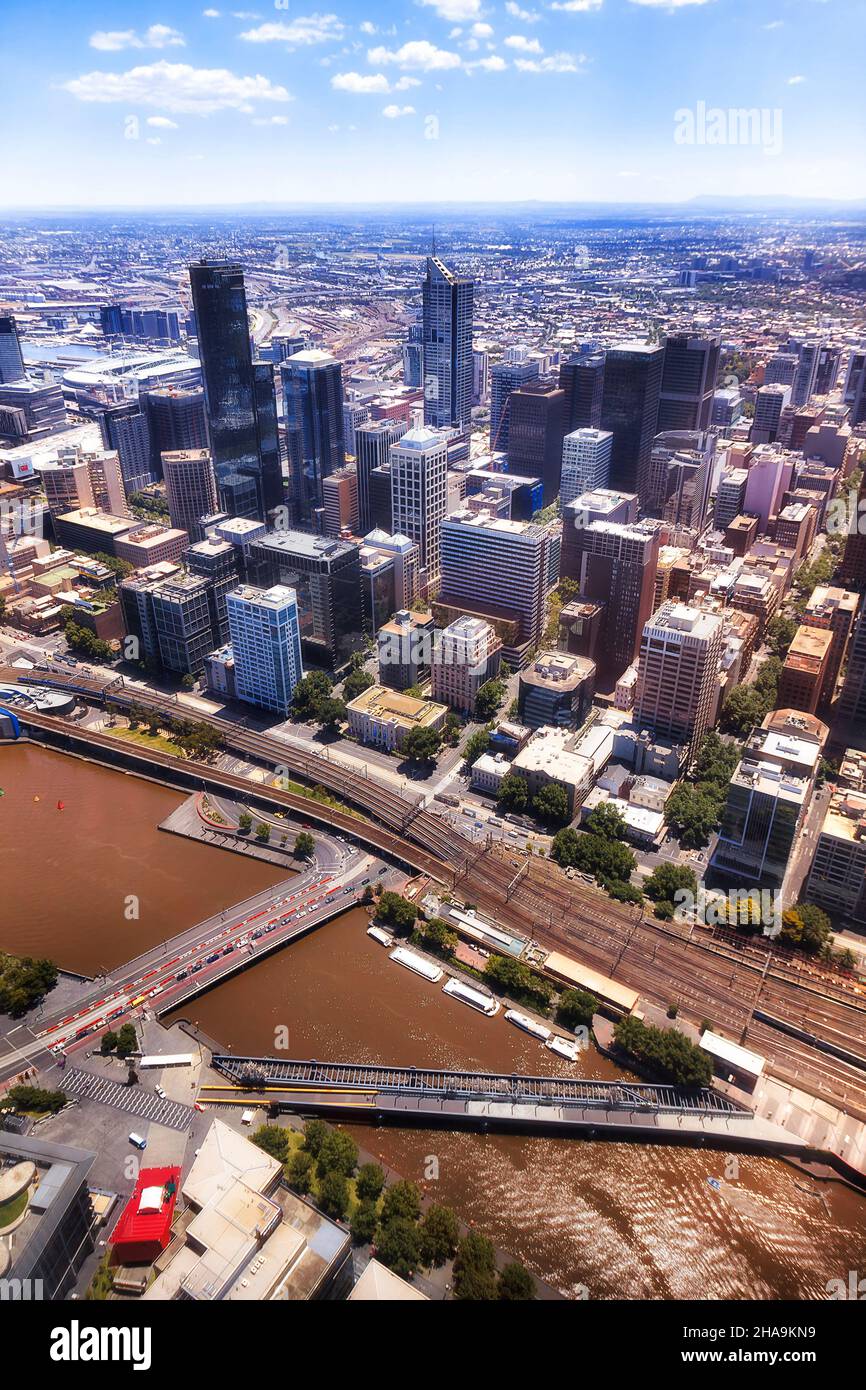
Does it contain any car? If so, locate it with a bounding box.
[175,969,188,981]
[222,944,234,955]
[251,930,263,940]
[205,952,219,964]
[154,1085,166,1099]
[189,962,203,974]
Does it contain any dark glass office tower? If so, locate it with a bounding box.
[141,386,207,481]
[558,353,604,431]
[0,315,26,384]
[656,332,720,433]
[506,380,567,507]
[422,255,474,434]
[355,418,407,533]
[599,342,664,498]
[188,259,283,521]
[281,350,345,527]
[98,402,154,494]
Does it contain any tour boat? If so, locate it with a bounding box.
[442,977,500,1016]
[367,925,393,947]
[504,1008,552,1042]
[546,1035,580,1062]
[389,946,444,983]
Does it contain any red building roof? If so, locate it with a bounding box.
[110,1165,181,1265]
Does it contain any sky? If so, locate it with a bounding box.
[1,0,863,207]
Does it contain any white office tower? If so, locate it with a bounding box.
[560,428,613,507]
[226,583,303,719]
[389,425,448,590]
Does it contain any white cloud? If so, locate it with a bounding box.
[251,113,289,124]
[331,70,391,93]
[787,74,805,84]
[239,15,346,46]
[382,104,416,118]
[146,115,179,128]
[515,51,585,71]
[367,40,462,70]
[472,22,494,37]
[505,2,540,18]
[417,0,482,19]
[468,54,507,71]
[762,20,784,29]
[550,0,603,11]
[394,76,422,90]
[62,60,292,115]
[202,9,221,17]
[628,0,711,7]
[89,24,186,51]
[359,20,377,34]
[505,34,543,52]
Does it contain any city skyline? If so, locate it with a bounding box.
[2,0,864,208]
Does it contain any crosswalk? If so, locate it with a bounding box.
[59,1067,194,1132]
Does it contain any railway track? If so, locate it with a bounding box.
[7,668,866,1110]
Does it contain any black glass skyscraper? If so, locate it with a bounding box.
[599,342,664,499]
[188,259,283,521]
[422,255,474,434]
[0,315,26,385]
[281,349,345,528]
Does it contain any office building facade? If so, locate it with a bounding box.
[281,349,345,527]
[226,583,303,718]
[422,255,474,434]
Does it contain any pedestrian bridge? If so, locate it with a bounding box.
[209,1055,748,1118]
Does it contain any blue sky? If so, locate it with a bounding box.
[2,0,862,206]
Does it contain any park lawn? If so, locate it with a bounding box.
[108,726,184,757]
[273,777,369,823]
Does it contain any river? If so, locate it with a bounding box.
[4,743,866,1298]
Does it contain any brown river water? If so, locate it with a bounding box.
[3,743,866,1298]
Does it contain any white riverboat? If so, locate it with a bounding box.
[367,925,393,947]
[546,1034,581,1062]
[442,977,500,1016]
[389,946,444,983]
[504,1009,552,1042]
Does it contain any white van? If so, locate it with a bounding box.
[128,1132,147,1150]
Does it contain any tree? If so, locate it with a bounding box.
[484,954,553,1011]
[401,725,442,763]
[719,684,772,737]
[302,1118,330,1157]
[585,803,628,840]
[238,811,253,832]
[376,891,418,934]
[416,916,458,958]
[0,953,58,1017]
[252,1125,291,1164]
[443,712,462,747]
[316,1128,358,1179]
[115,1023,138,1059]
[342,668,374,702]
[780,902,833,955]
[294,831,315,859]
[498,1262,536,1300]
[614,1016,713,1088]
[376,1217,421,1279]
[474,678,506,721]
[463,725,492,766]
[318,1170,350,1220]
[1,1084,66,1115]
[532,781,570,827]
[550,828,636,886]
[766,614,799,658]
[497,772,529,813]
[100,1030,118,1056]
[453,1231,498,1301]
[317,697,347,731]
[285,1149,313,1195]
[355,1162,386,1203]
[181,673,196,691]
[350,1200,379,1246]
[556,988,598,1031]
[418,1204,460,1267]
[380,1179,421,1225]
[255,822,271,843]
[644,862,697,905]
[664,785,724,850]
[292,671,333,721]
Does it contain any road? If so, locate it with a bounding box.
[0,841,384,1085]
